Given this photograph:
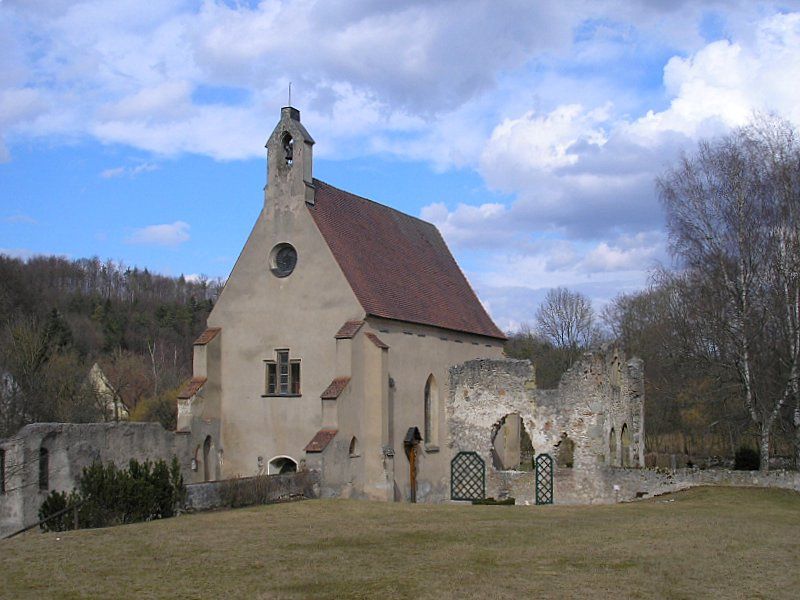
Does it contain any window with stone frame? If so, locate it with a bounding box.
[264,349,301,396]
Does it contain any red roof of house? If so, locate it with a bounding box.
[365,332,389,349]
[308,180,506,340]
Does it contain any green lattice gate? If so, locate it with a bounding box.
[450,451,485,501]
[535,453,554,505]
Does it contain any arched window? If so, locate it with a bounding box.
[491,413,534,471]
[282,132,294,166]
[0,448,5,495]
[424,374,439,448]
[39,447,49,491]
[203,436,213,482]
[268,455,298,475]
[609,427,617,466]
[349,436,359,458]
[621,423,631,468]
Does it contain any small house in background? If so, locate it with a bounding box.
[88,363,129,421]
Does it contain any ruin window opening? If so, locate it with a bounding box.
[282,132,294,166]
[609,427,617,466]
[621,423,631,467]
[0,448,5,494]
[349,436,359,458]
[265,349,301,396]
[203,435,213,482]
[491,413,534,471]
[555,433,575,468]
[268,455,298,475]
[423,374,439,449]
[39,447,49,491]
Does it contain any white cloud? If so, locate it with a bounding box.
[0,247,36,260]
[100,162,159,179]
[126,221,190,246]
[2,214,36,224]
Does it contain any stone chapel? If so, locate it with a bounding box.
[177,106,508,501]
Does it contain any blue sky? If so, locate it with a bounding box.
[2,0,800,331]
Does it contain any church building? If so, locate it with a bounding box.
[177,107,507,502]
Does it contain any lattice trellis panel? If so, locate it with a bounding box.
[535,453,554,505]
[450,451,485,501]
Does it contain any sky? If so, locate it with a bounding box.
[2,0,800,332]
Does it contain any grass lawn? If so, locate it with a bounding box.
[1,486,799,599]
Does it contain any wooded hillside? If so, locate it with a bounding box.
[0,254,223,437]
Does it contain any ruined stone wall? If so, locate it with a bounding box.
[184,470,320,511]
[448,348,645,504]
[0,422,193,538]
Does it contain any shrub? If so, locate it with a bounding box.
[37,457,185,531]
[734,447,760,471]
[219,474,272,508]
[38,490,80,532]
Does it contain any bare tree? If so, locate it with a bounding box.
[536,287,598,350]
[658,115,800,471]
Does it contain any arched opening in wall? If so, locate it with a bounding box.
[349,436,359,458]
[555,433,575,468]
[0,448,5,494]
[423,374,439,449]
[621,423,631,467]
[491,413,534,471]
[203,435,212,482]
[281,132,294,166]
[268,455,298,475]
[609,427,617,466]
[39,447,49,491]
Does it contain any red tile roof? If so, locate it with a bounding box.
[194,328,221,345]
[320,376,350,399]
[334,320,364,339]
[178,376,207,399]
[309,180,506,340]
[304,429,338,453]
[365,332,389,349]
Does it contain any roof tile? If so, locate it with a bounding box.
[334,320,364,339]
[308,180,505,340]
[304,429,338,453]
[178,376,207,399]
[365,332,389,349]
[194,328,221,346]
[320,376,350,399]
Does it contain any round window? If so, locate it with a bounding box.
[270,243,297,277]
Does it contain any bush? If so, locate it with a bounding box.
[38,490,81,532]
[38,456,185,531]
[734,446,760,471]
[219,474,273,508]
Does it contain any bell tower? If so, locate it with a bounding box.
[265,106,315,209]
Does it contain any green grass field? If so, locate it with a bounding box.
[2,486,799,599]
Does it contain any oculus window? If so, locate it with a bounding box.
[269,243,297,278]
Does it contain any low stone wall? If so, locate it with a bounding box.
[485,466,800,506]
[184,470,320,511]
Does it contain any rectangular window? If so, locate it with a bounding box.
[278,350,289,394]
[264,350,300,396]
[266,362,276,394]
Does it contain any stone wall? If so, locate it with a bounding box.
[448,348,646,504]
[184,470,320,511]
[0,422,193,538]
